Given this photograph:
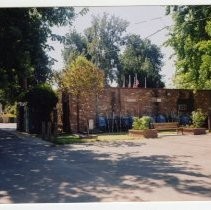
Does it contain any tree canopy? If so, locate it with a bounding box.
[63,29,89,65]
[60,55,105,132]
[63,13,129,85]
[63,13,164,88]
[61,55,104,97]
[166,6,211,89]
[84,13,129,85]
[0,7,76,104]
[120,35,164,88]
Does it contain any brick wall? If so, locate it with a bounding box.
[63,88,211,132]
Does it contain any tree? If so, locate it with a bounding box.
[166,6,211,89]
[62,13,165,88]
[60,56,105,133]
[85,13,129,85]
[63,13,129,85]
[120,34,164,88]
[62,30,90,65]
[0,8,76,103]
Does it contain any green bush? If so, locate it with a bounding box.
[19,83,58,133]
[25,84,58,111]
[4,103,17,116]
[192,109,207,128]
[132,116,151,130]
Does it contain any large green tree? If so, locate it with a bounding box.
[63,30,89,65]
[63,13,129,85]
[85,13,129,84]
[120,34,164,88]
[166,6,211,89]
[0,8,76,104]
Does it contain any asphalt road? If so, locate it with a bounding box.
[0,124,211,203]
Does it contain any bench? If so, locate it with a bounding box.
[152,122,183,134]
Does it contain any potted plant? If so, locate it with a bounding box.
[129,116,158,138]
[183,109,207,135]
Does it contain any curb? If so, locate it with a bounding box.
[1,128,54,146]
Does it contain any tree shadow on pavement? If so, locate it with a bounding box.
[0,129,211,203]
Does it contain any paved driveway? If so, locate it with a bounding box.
[0,125,211,203]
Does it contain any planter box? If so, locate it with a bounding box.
[129,129,158,139]
[183,127,206,135]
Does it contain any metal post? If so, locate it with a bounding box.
[128,75,131,88]
[53,108,58,138]
[145,76,147,88]
[47,121,52,141]
[123,75,125,88]
[42,121,46,140]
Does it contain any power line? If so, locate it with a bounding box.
[99,26,170,55]
[102,13,211,54]
[134,5,211,26]
[145,26,170,39]
[135,16,164,25]
[70,9,211,56]
[99,13,211,55]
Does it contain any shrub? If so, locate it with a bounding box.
[19,83,58,133]
[132,116,151,130]
[25,84,58,111]
[192,109,207,128]
[4,103,17,116]
[2,113,16,118]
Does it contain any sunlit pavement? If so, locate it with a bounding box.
[0,123,16,130]
[0,123,211,203]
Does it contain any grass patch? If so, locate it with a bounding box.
[93,133,135,141]
[54,134,86,145]
[54,134,82,144]
[54,132,136,144]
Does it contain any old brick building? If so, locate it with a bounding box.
[62,88,211,133]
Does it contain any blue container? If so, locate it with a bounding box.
[98,116,107,127]
[179,114,191,126]
[156,114,166,123]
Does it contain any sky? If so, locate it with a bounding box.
[48,6,175,87]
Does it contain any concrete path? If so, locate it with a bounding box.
[0,124,211,203]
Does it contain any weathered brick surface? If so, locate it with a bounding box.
[63,88,211,132]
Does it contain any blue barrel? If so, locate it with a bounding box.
[156,114,166,123]
[179,114,191,126]
[98,116,107,127]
